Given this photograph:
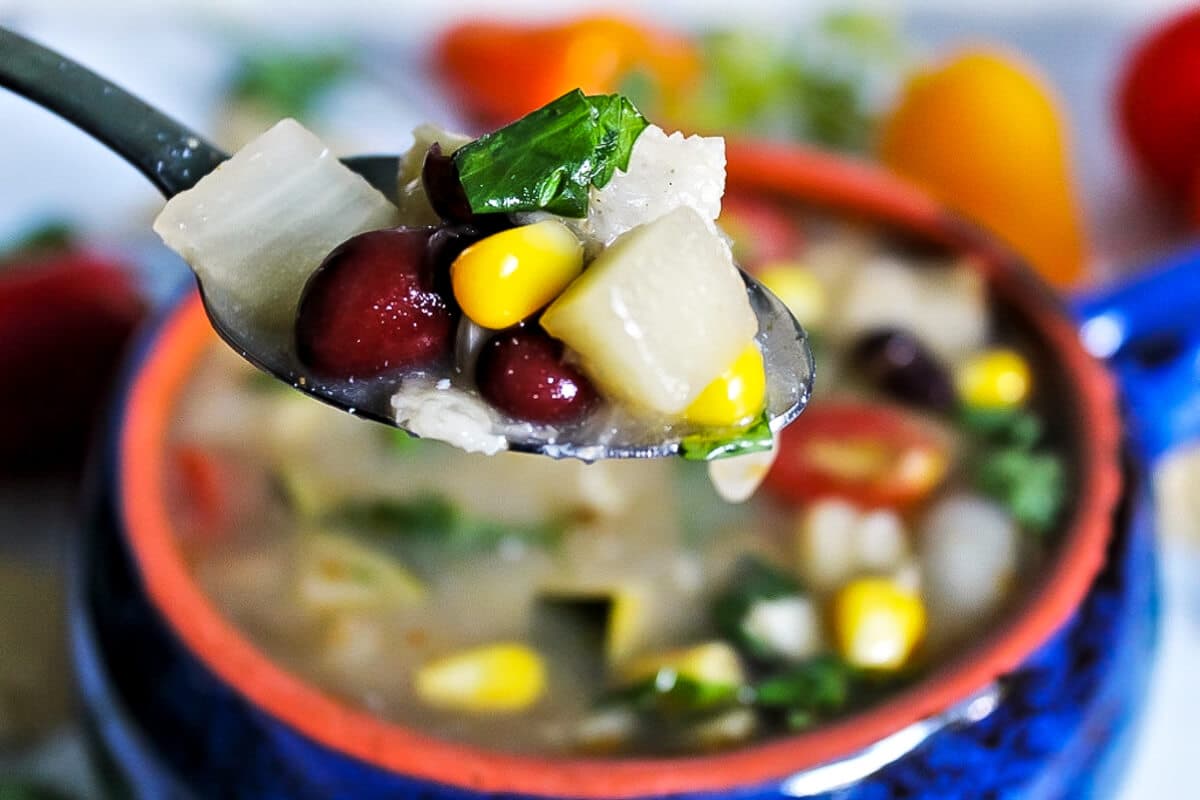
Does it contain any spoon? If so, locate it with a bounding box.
[0,26,813,460]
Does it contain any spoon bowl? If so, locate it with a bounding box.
[0,27,812,459]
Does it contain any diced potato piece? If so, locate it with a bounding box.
[296,530,425,612]
[620,641,745,689]
[414,643,546,712]
[541,207,757,416]
[573,707,639,754]
[153,119,399,332]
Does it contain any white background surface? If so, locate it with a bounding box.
[0,2,1198,797]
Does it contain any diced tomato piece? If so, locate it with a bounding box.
[764,402,951,510]
[719,193,803,269]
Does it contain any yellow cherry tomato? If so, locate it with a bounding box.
[684,343,767,427]
[451,220,583,329]
[879,50,1089,288]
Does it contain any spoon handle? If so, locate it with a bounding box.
[0,26,227,197]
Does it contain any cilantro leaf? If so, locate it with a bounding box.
[973,448,1065,534]
[452,90,649,218]
[679,412,774,462]
[753,655,852,715]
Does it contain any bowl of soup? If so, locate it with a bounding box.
[74,142,1150,799]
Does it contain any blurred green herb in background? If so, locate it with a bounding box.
[230,49,354,119]
[624,11,908,152]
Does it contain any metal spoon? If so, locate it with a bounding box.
[0,27,813,460]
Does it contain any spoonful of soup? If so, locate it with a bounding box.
[0,27,813,463]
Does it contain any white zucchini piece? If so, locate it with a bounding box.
[153,118,400,333]
[541,206,757,416]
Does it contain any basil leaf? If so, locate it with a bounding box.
[453,90,649,218]
[679,412,774,462]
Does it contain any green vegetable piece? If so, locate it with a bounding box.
[753,655,852,716]
[230,49,352,119]
[960,406,1044,449]
[325,495,564,553]
[605,673,740,716]
[679,412,774,462]
[452,90,649,217]
[974,448,1065,533]
[712,556,804,661]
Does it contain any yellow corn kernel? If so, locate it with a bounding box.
[832,577,926,671]
[955,348,1032,410]
[620,641,745,688]
[756,262,827,329]
[451,220,583,329]
[414,643,546,713]
[684,343,767,427]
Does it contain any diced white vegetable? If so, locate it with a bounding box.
[541,206,757,416]
[855,510,909,573]
[390,378,507,455]
[574,707,638,754]
[707,438,778,503]
[829,255,988,362]
[919,494,1019,642]
[742,595,823,662]
[687,707,758,750]
[585,125,726,245]
[396,123,472,226]
[796,500,912,590]
[795,499,861,591]
[320,614,383,671]
[153,119,399,332]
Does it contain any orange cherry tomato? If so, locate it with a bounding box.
[764,402,951,510]
[435,15,699,127]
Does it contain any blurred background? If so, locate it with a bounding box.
[2,1,1200,797]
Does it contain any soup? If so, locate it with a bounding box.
[164,206,1067,756]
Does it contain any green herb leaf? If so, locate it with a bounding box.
[0,782,74,800]
[324,495,564,552]
[960,406,1044,449]
[753,655,852,715]
[231,49,352,119]
[679,412,773,462]
[452,90,649,217]
[712,556,805,661]
[973,448,1065,533]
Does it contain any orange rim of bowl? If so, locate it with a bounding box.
[119,142,1122,798]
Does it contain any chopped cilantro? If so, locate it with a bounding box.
[679,412,774,462]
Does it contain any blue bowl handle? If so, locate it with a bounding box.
[1071,244,1200,464]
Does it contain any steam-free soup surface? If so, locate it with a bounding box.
[167,217,1066,755]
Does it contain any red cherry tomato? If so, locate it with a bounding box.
[763,402,951,510]
[719,193,803,269]
[1118,8,1200,203]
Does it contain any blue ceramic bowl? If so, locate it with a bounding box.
[73,145,1172,799]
